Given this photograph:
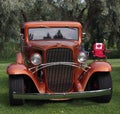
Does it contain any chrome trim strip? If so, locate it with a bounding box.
[29,62,91,74]
[13,88,111,100]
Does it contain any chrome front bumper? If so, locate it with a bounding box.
[13,88,111,100]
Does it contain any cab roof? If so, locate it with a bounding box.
[23,21,82,29]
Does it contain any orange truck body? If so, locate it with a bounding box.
[7,21,112,105]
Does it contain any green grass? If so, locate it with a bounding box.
[0,59,120,114]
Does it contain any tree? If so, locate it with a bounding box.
[0,0,35,42]
[0,0,120,54]
[106,0,120,49]
[81,0,120,50]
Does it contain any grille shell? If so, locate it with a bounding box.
[46,48,73,92]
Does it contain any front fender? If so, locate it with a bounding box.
[7,63,45,93]
[81,61,112,89]
[89,61,112,72]
[7,63,29,75]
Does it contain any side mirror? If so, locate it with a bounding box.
[82,32,86,42]
[20,27,24,39]
[20,33,24,40]
[82,32,86,38]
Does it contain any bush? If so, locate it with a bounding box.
[0,42,19,60]
[0,42,120,61]
[108,50,120,59]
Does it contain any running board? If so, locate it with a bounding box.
[13,88,111,100]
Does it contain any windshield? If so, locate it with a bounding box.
[28,27,78,40]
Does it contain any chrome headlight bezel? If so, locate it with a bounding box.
[78,52,88,63]
[31,53,42,65]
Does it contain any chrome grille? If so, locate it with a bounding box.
[46,48,73,92]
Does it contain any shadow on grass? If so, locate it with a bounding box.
[0,77,99,107]
[0,93,9,106]
[0,83,98,108]
[0,77,103,108]
[25,98,99,107]
[0,87,98,108]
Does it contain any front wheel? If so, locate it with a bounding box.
[86,72,112,103]
[9,76,24,106]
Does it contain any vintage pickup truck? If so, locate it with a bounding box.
[7,21,112,106]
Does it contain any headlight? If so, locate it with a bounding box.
[31,53,42,65]
[78,52,87,63]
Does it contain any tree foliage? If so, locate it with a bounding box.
[0,0,120,55]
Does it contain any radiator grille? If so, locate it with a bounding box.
[46,48,73,92]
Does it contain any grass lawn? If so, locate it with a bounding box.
[0,59,120,114]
